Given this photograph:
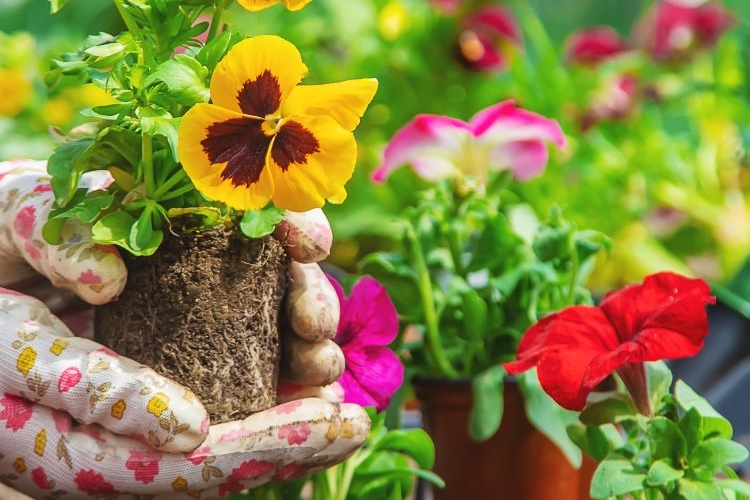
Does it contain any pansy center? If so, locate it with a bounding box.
[261,114,283,136]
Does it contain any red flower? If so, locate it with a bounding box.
[0,393,34,431]
[74,469,116,495]
[564,26,628,66]
[503,272,715,413]
[633,0,734,63]
[456,6,522,73]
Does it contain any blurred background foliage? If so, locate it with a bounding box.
[2,0,750,293]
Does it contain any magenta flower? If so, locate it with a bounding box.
[564,26,629,66]
[371,100,565,189]
[633,0,734,63]
[457,6,522,72]
[581,74,640,131]
[328,275,404,411]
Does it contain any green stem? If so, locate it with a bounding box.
[141,134,155,197]
[406,221,459,378]
[156,184,196,202]
[206,0,230,43]
[333,460,357,500]
[113,0,140,42]
[152,169,187,199]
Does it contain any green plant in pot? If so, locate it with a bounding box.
[40,0,377,423]
[363,100,610,499]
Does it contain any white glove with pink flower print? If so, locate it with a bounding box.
[0,159,368,500]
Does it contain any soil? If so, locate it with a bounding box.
[94,224,289,423]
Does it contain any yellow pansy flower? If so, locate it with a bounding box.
[178,35,378,212]
[237,0,313,12]
[0,69,32,118]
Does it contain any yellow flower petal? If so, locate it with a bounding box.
[236,0,281,11]
[237,0,313,11]
[282,0,314,10]
[283,78,378,131]
[178,103,275,210]
[327,186,348,204]
[269,114,357,211]
[210,36,308,116]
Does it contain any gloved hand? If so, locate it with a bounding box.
[0,159,367,499]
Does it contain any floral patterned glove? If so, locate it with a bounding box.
[0,159,367,499]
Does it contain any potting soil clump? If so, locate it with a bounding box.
[95,225,289,423]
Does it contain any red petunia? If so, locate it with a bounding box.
[503,272,715,413]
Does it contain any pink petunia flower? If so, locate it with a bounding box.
[456,6,522,73]
[504,272,715,416]
[327,275,404,412]
[428,0,462,15]
[371,100,565,190]
[580,74,640,131]
[633,0,735,63]
[564,26,629,66]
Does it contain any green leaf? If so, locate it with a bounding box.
[689,438,749,473]
[359,253,421,319]
[468,365,505,441]
[680,408,704,454]
[84,42,125,58]
[138,107,180,161]
[648,360,674,407]
[590,452,646,499]
[519,370,582,468]
[91,211,135,248]
[144,54,209,105]
[48,0,70,13]
[130,209,154,251]
[48,191,114,224]
[647,417,688,464]
[47,139,94,205]
[42,218,68,245]
[717,479,750,498]
[646,460,684,487]
[196,30,234,71]
[373,429,436,469]
[674,380,733,439]
[239,208,284,239]
[579,394,637,425]
[677,478,725,500]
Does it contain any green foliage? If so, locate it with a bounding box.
[573,370,749,500]
[235,408,443,500]
[39,0,268,256]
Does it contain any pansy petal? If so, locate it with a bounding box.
[341,346,404,411]
[268,114,357,211]
[371,114,470,182]
[283,79,379,132]
[282,0,314,10]
[236,0,281,10]
[210,36,307,116]
[327,186,347,204]
[178,103,275,210]
[491,140,549,180]
[338,277,399,346]
[471,100,566,148]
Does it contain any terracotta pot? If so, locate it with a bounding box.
[413,377,594,500]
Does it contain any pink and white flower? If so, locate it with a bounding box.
[372,100,565,190]
[328,275,404,412]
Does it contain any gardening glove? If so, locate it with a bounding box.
[0,159,367,499]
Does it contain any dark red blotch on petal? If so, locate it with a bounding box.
[237,70,282,117]
[202,117,271,187]
[272,121,320,171]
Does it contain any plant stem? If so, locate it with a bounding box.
[113,0,140,42]
[142,134,155,197]
[406,221,459,378]
[153,170,187,199]
[207,0,230,43]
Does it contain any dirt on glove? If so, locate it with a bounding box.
[95,224,289,424]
